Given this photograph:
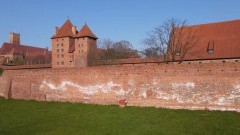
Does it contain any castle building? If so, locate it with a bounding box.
[51,20,98,68]
[176,19,240,61]
[0,33,51,65]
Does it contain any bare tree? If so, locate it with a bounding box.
[96,38,114,61]
[140,48,161,58]
[112,40,137,59]
[97,39,140,60]
[143,18,197,62]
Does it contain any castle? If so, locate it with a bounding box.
[1,19,239,68]
[51,19,240,68]
[0,33,51,65]
[0,19,239,112]
[51,20,98,68]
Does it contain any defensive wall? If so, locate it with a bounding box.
[0,59,239,112]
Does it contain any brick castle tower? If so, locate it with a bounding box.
[9,32,20,45]
[51,20,98,68]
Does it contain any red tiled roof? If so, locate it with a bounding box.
[75,24,98,39]
[0,42,50,57]
[52,20,76,39]
[181,20,240,60]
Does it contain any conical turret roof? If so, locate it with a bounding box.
[75,24,98,39]
[52,19,76,38]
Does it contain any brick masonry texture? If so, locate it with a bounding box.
[0,61,240,112]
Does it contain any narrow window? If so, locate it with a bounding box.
[61,43,64,47]
[61,49,64,52]
[57,61,59,65]
[207,41,214,54]
[57,44,59,47]
[57,49,59,53]
[62,38,64,41]
[62,61,64,65]
[62,54,64,58]
[82,50,84,53]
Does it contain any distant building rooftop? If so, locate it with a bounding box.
[182,19,240,60]
[0,42,51,58]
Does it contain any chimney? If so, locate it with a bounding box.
[72,26,77,35]
[55,27,59,35]
[9,32,20,45]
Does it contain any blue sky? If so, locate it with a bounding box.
[0,0,240,50]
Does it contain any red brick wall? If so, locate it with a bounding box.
[0,60,239,112]
[52,37,75,68]
[74,37,96,67]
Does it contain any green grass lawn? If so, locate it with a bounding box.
[0,98,239,135]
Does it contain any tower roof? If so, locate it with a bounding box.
[52,19,76,38]
[75,24,98,39]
